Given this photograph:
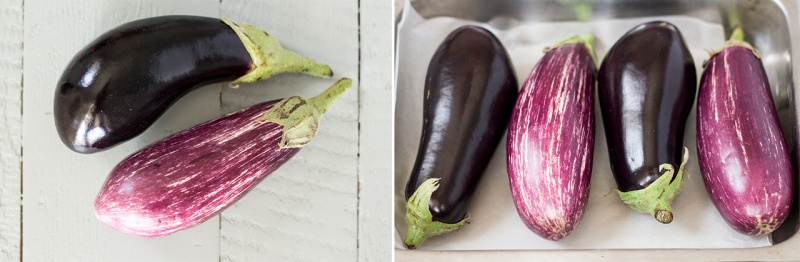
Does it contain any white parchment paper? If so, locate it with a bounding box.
[394,0,772,250]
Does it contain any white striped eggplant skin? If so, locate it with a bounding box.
[95,78,352,238]
[697,32,793,236]
[507,35,596,241]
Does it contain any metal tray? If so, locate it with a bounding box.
[395,0,799,260]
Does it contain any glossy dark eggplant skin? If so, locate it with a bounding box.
[404,26,518,224]
[55,16,252,153]
[598,21,697,192]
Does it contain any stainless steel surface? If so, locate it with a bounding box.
[396,0,800,258]
[411,0,714,22]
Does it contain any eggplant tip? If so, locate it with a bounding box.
[754,222,778,236]
[66,143,101,154]
[94,207,175,238]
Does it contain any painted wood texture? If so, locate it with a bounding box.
[214,0,359,261]
[0,1,22,261]
[14,0,390,261]
[217,1,359,261]
[358,0,393,260]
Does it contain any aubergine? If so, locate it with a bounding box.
[55,15,332,154]
[598,21,696,224]
[697,28,793,236]
[403,25,518,248]
[94,78,351,238]
[507,34,596,241]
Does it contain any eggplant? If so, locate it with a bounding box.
[598,21,696,224]
[94,78,351,238]
[506,34,596,241]
[55,15,332,154]
[403,25,518,248]
[696,28,793,236]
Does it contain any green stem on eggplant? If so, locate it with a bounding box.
[723,3,741,32]
[258,78,352,149]
[222,17,333,87]
[545,33,597,67]
[614,147,689,224]
[404,178,467,249]
[706,27,761,64]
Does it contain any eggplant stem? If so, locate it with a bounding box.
[222,17,333,88]
[723,4,741,31]
[729,27,745,42]
[704,27,761,66]
[615,147,689,224]
[544,33,598,67]
[258,78,352,149]
[309,78,353,115]
[404,178,467,249]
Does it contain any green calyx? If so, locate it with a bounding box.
[258,78,352,149]
[614,147,689,224]
[545,33,598,66]
[404,178,467,249]
[705,27,761,66]
[221,17,333,88]
[729,26,745,42]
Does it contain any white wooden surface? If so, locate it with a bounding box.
[217,1,360,261]
[0,1,22,261]
[5,0,392,261]
[358,0,394,260]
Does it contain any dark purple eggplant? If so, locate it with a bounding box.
[403,25,518,248]
[697,28,793,236]
[507,34,596,241]
[94,78,351,238]
[598,21,696,224]
[55,15,332,154]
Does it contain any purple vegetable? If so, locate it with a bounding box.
[55,16,332,154]
[403,25,518,249]
[94,78,352,238]
[697,28,793,236]
[598,21,695,224]
[507,34,596,241]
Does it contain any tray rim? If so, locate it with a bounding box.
[392,0,800,259]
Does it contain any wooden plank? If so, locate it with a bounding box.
[22,1,221,261]
[219,0,360,261]
[358,0,394,261]
[0,0,22,261]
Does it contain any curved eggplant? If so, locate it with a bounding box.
[55,15,332,154]
[94,78,351,238]
[697,28,793,236]
[598,21,696,224]
[507,34,596,241]
[403,25,518,248]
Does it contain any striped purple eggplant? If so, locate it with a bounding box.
[507,34,596,241]
[697,28,793,236]
[94,78,351,238]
